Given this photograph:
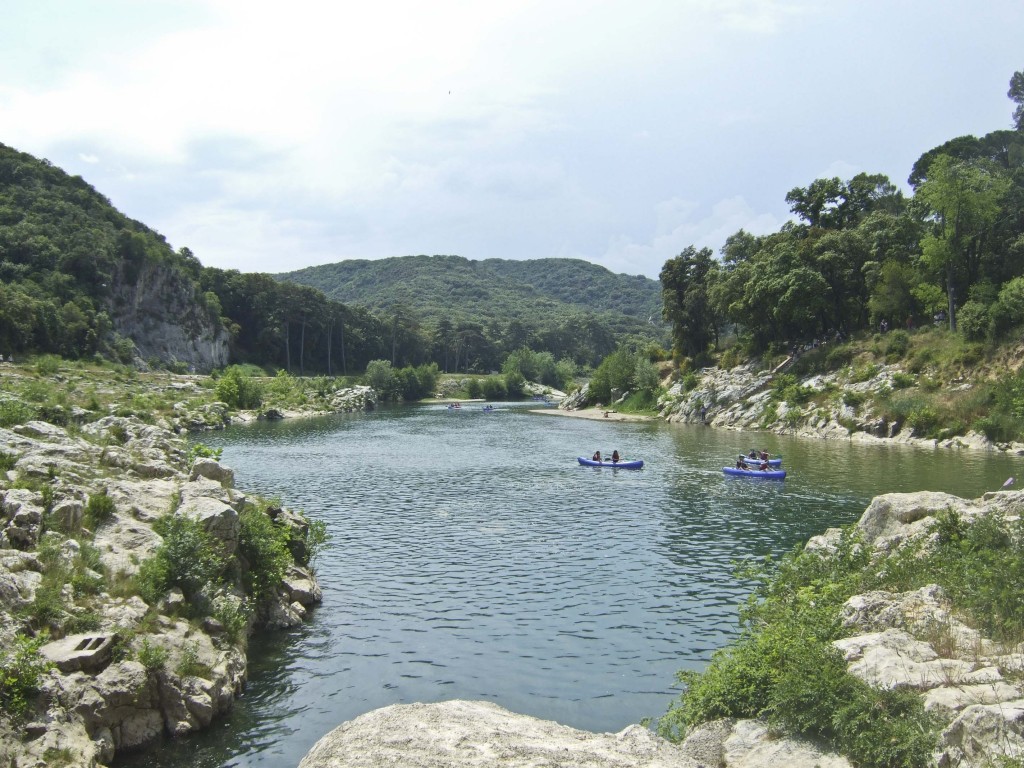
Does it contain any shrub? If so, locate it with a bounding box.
[175,642,213,679]
[480,376,507,400]
[464,378,483,398]
[884,330,911,359]
[138,515,225,604]
[891,372,916,389]
[0,635,53,719]
[84,492,116,528]
[211,591,251,644]
[215,367,264,409]
[0,399,35,428]
[0,450,17,472]
[303,518,330,572]
[238,507,293,602]
[842,390,867,409]
[137,637,169,671]
[187,442,223,465]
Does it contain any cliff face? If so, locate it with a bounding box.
[110,263,229,372]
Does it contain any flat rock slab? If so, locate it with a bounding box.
[41,633,114,673]
[298,700,699,768]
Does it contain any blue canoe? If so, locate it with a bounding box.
[578,457,644,470]
[723,466,786,479]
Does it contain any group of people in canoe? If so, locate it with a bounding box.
[735,449,774,471]
[592,450,621,463]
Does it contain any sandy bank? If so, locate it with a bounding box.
[528,408,653,422]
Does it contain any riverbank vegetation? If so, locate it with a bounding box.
[659,70,1024,442]
[658,507,1024,767]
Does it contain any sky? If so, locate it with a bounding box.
[1,1,1021,280]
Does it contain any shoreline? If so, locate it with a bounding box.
[527,407,653,422]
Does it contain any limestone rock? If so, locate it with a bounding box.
[834,629,993,691]
[937,699,1024,767]
[298,700,699,768]
[177,495,240,556]
[190,457,235,487]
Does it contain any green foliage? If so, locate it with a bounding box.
[175,642,213,679]
[0,450,17,472]
[770,373,814,405]
[211,591,251,644]
[237,506,293,602]
[138,514,225,604]
[842,390,867,408]
[304,519,330,572]
[480,375,507,400]
[0,399,35,428]
[137,637,169,671]
[0,634,53,720]
[187,442,223,465]
[214,366,264,409]
[660,529,936,767]
[464,377,483,399]
[891,372,916,389]
[84,491,116,528]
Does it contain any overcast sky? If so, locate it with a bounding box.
[2,1,1021,279]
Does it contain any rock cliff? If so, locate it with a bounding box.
[0,415,321,767]
[110,262,229,372]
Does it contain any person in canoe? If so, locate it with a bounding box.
[592,451,602,462]
[736,457,746,469]
[759,460,770,471]
[611,450,620,463]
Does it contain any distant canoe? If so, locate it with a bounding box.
[723,466,786,479]
[578,457,644,470]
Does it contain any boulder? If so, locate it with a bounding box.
[189,457,235,487]
[177,496,240,556]
[681,718,853,768]
[298,700,699,768]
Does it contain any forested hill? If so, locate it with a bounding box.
[277,254,666,339]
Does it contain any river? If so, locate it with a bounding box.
[115,403,1022,767]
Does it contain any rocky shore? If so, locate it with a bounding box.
[661,362,1024,453]
[0,413,323,767]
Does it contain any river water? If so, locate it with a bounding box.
[116,403,1022,767]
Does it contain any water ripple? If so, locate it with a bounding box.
[116,406,1024,768]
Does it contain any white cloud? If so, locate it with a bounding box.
[598,195,785,278]
[1,0,1022,280]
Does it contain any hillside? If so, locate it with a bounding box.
[277,254,668,345]
[0,143,229,370]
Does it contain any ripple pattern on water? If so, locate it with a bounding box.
[115,405,1023,768]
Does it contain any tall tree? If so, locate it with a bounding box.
[916,156,1012,331]
[660,246,718,359]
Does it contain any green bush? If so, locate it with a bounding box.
[884,330,911,359]
[659,529,937,767]
[215,367,264,409]
[0,399,35,428]
[842,390,867,408]
[464,377,483,399]
[480,376,507,400]
[238,507,293,602]
[137,637,169,671]
[891,372,916,389]
[0,635,53,719]
[84,492,116,528]
[0,451,17,472]
[187,442,223,465]
[138,514,225,604]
